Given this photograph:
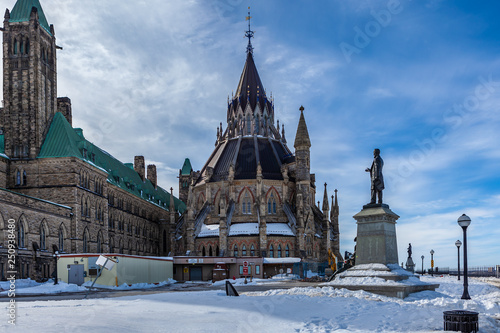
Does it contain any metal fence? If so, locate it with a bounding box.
[415,266,500,277]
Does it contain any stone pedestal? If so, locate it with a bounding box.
[354,204,399,265]
[325,203,439,299]
[406,257,415,273]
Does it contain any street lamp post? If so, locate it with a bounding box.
[421,255,424,275]
[455,240,462,281]
[53,251,59,285]
[458,214,471,300]
[430,249,434,277]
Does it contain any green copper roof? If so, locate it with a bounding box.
[9,0,51,35]
[38,112,186,213]
[181,158,193,176]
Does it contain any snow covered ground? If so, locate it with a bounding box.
[1,276,499,332]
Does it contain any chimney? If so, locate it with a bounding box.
[57,97,72,126]
[134,156,145,181]
[147,164,157,189]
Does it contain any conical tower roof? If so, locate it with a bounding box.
[233,52,270,113]
[294,106,311,148]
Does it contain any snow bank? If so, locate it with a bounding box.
[83,278,177,290]
[0,280,86,295]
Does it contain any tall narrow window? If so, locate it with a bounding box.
[18,223,25,248]
[269,245,274,258]
[25,40,29,54]
[216,246,220,257]
[13,39,17,54]
[250,244,255,256]
[285,245,290,257]
[59,227,64,252]
[209,246,213,257]
[202,247,206,257]
[97,233,102,253]
[15,171,21,185]
[40,225,46,250]
[22,171,27,185]
[277,245,282,258]
[234,244,238,257]
[246,114,251,134]
[83,231,88,253]
[242,245,247,256]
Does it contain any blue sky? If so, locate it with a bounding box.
[5,0,499,268]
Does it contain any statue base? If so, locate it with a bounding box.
[406,257,415,273]
[354,204,399,265]
[327,264,439,299]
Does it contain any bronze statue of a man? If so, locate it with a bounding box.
[365,148,384,204]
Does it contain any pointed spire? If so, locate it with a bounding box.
[281,124,286,143]
[322,183,329,212]
[294,106,311,148]
[331,189,339,220]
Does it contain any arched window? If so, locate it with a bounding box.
[40,224,46,250]
[209,246,213,257]
[242,191,251,215]
[109,238,115,253]
[22,171,27,185]
[202,247,206,257]
[250,244,255,256]
[216,246,220,257]
[20,40,24,54]
[16,170,21,185]
[242,244,247,256]
[277,245,282,258]
[59,226,64,252]
[25,40,29,54]
[18,222,25,248]
[268,193,277,215]
[234,244,238,257]
[285,245,290,257]
[269,244,274,258]
[13,39,18,54]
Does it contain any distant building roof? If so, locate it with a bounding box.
[9,0,51,35]
[181,158,193,176]
[38,112,185,213]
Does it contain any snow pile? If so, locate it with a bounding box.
[271,274,300,280]
[83,278,177,290]
[0,280,86,295]
[0,278,40,291]
[212,278,260,286]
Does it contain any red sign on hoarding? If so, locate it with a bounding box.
[243,261,249,275]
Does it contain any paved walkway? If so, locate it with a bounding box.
[0,280,323,302]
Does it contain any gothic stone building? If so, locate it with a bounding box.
[174,31,342,263]
[0,0,184,281]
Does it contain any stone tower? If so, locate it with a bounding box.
[179,158,193,204]
[2,0,58,159]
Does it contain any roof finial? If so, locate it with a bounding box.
[245,7,254,54]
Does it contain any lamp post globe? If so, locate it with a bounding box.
[430,249,434,276]
[455,240,462,281]
[458,214,471,300]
